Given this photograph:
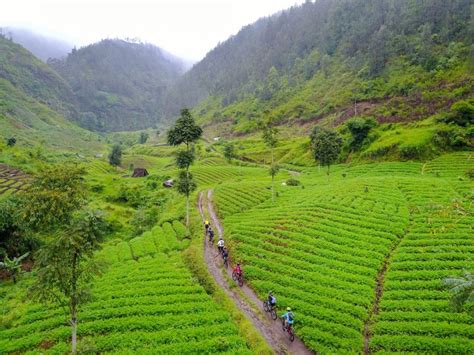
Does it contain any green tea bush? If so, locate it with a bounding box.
[286,178,301,186]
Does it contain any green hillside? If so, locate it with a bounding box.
[165,0,473,154]
[0,36,77,120]
[50,39,185,131]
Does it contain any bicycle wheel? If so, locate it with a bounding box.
[238,276,244,287]
[270,308,277,320]
[289,328,295,342]
[263,301,269,312]
[281,319,286,331]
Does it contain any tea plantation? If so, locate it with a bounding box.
[214,152,473,353]
[0,149,472,354]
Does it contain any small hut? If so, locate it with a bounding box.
[132,168,149,177]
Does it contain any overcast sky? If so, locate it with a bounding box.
[1,0,306,61]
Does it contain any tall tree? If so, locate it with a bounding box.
[310,126,343,176]
[139,132,149,144]
[167,108,202,227]
[21,164,87,231]
[261,113,279,202]
[223,142,236,163]
[31,210,107,354]
[108,144,122,167]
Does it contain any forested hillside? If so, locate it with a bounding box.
[165,0,473,135]
[50,39,186,131]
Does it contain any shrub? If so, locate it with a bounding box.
[346,117,377,150]
[439,100,474,126]
[6,137,16,147]
[286,178,301,186]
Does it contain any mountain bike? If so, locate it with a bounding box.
[263,300,277,320]
[281,318,295,342]
[232,270,244,287]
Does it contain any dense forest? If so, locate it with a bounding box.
[49,39,186,131]
[164,0,473,132]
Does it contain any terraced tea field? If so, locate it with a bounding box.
[0,163,29,196]
[212,153,473,353]
[0,151,472,354]
[0,220,252,354]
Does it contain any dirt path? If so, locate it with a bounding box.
[363,205,409,353]
[198,190,313,355]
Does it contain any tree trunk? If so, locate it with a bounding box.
[71,251,78,355]
[186,194,190,228]
[271,148,275,203]
[71,311,77,354]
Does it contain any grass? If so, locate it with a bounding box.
[0,139,472,354]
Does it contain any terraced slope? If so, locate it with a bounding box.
[370,177,474,353]
[0,163,29,196]
[215,178,409,352]
[213,153,473,353]
[0,221,251,354]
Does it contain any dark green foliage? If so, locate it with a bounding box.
[6,137,16,147]
[20,164,87,231]
[176,170,197,196]
[346,117,377,150]
[31,209,107,353]
[223,142,236,163]
[139,132,149,144]
[108,144,122,167]
[49,39,184,131]
[433,127,472,149]
[0,197,39,260]
[442,100,474,126]
[286,178,301,186]
[167,109,203,147]
[176,150,195,170]
[0,252,29,283]
[310,127,343,172]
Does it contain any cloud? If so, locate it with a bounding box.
[1,0,306,61]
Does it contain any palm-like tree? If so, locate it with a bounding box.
[0,252,29,283]
[443,270,473,312]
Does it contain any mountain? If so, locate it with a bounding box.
[165,0,473,135]
[3,27,72,61]
[0,35,102,152]
[50,39,186,131]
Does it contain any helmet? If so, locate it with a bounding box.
[237,263,240,266]
[205,220,209,224]
[287,307,291,311]
[269,291,273,295]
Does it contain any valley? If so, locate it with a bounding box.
[0,0,473,354]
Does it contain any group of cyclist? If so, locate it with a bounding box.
[204,220,295,333]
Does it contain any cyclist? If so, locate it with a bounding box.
[217,237,224,254]
[281,307,294,329]
[208,227,215,242]
[222,247,229,266]
[233,262,242,277]
[268,291,277,309]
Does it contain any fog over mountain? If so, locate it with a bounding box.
[3,27,72,61]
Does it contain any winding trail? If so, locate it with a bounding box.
[198,190,313,355]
